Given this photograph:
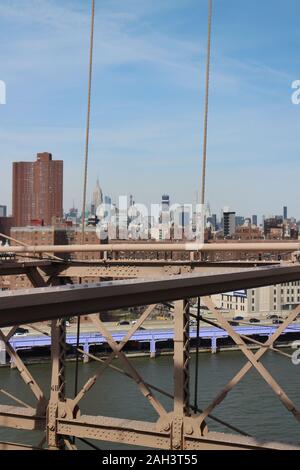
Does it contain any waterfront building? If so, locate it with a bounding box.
[247,283,300,315]
[211,290,247,315]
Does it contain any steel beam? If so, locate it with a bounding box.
[1,259,279,281]
[1,265,300,327]
[0,405,45,431]
[53,262,277,279]
[0,260,52,276]
[0,242,199,254]
[57,415,170,449]
[47,319,67,450]
[184,432,300,451]
[0,241,300,254]
[173,300,190,417]
[0,441,40,451]
[56,415,300,450]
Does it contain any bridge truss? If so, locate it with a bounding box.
[0,258,300,450]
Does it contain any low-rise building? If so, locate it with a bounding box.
[264,216,283,239]
[233,224,263,240]
[247,282,300,316]
[210,290,248,315]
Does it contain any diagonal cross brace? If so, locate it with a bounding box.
[198,298,300,426]
[90,314,167,417]
[0,328,46,406]
[72,305,167,417]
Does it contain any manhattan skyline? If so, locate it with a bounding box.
[0,0,300,216]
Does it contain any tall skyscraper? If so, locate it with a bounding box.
[212,214,217,230]
[252,215,258,226]
[162,195,170,212]
[160,194,170,225]
[91,178,103,215]
[235,216,245,227]
[223,210,236,237]
[0,206,7,217]
[283,206,288,220]
[13,153,63,227]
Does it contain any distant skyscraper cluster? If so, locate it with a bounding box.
[1,150,300,244]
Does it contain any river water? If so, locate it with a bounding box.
[0,350,299,449]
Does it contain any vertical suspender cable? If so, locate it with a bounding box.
[81,0,96,241]
[194,0,213,412]
[74,0,96,412]
[201,0,213,208]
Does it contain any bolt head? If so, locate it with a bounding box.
[185,425,194,435]
[173,440,181,449]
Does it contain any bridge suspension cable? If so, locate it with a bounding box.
[81,0,96,243]
[75,0,96,432]
[201,0,213,207]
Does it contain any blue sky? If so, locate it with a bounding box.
[0,0,300,219]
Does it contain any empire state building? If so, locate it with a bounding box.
[91,178,103,215]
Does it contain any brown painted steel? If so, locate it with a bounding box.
[0,405,45,431]
[1,241,300,254]
[56,415,300,450]
[1,265,300,327]
[0,442,41,451]
[1,259,300,449]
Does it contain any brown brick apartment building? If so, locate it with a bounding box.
[13,153,63,227]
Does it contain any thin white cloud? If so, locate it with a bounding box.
[1,0,299,217]
[0,0,202,80]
